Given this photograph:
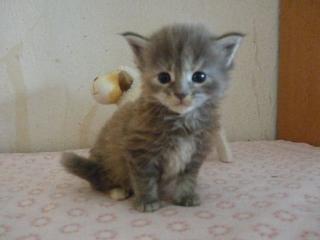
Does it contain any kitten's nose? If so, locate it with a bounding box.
[174,92,187,100]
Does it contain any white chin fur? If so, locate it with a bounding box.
[156,93,209,115]
[167,104,194,114]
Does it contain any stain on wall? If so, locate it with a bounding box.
[252,22,263,132]
[79,104,98,148]
[0,44,31,152]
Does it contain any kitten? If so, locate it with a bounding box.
[62,24,243,212]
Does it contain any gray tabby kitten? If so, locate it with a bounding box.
[62,24,243,212]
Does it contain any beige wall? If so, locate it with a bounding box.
[0,0,279,153]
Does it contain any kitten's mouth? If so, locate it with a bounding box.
[174,99,191,107]
[170,101,194,114]
[174,102,189,107]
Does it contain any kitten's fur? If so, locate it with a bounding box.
[62,24,243,212]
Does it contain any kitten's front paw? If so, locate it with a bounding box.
[174,193,200,207]
[134,200,161,212]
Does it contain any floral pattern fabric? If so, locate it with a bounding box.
[0,141,319,240]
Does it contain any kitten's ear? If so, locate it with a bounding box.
[213,33,244,69]
[121,32,149,64]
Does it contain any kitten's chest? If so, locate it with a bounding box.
[161,136,196,180]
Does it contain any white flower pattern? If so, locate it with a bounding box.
[0,141,319,239]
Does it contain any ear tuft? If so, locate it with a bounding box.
[121,32,148,64]
[214,33,244,69]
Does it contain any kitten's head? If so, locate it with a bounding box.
[122,24,243,114]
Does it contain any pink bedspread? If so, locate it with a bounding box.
[0,141,319,240]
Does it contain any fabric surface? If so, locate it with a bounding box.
[0,141,319,240]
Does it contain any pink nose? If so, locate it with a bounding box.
[174,92,187,100]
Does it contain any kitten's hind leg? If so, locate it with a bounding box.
[109,188,130,200]
[215,128,233,163]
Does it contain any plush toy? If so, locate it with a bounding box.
[91,66,141,106]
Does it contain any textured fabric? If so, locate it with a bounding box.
[0,141,319,240]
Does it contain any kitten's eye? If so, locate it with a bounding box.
[158,72,171,84]
[192,71,206,83]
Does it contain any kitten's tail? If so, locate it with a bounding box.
[61,152,109,191]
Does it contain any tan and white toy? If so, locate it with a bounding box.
[91,66,141,106]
